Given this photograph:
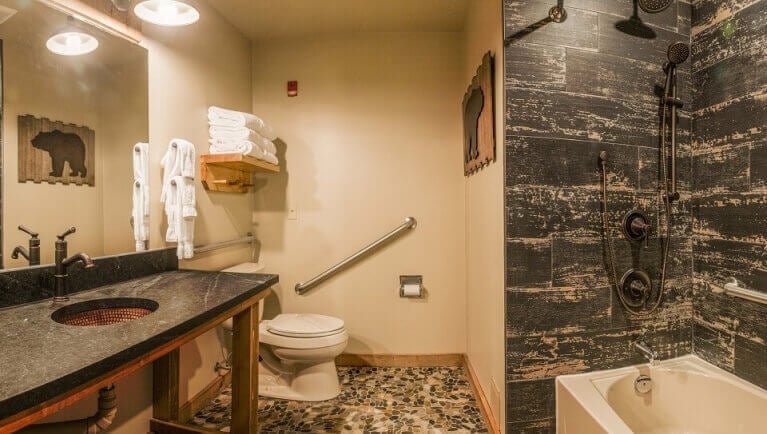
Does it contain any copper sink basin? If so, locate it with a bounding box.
[51,298,159,326]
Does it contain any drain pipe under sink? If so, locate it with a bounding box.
[23,385,118,433]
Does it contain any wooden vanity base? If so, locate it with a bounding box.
[0,288,270,433]
[150,302,261,434]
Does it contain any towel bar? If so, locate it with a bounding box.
[194,233,255,254]
[723,278,767,305]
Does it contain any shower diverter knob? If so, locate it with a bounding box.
[620,269,652,308]
[622,210,651,246]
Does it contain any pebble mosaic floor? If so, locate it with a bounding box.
[189,366,489,433]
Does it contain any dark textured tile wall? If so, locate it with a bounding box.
[691,0,767,390]
[503,0,694,431]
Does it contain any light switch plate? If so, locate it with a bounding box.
[287,207,297,220]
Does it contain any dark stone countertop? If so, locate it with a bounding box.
[0,270,277,422]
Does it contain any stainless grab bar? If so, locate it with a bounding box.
[723,278,767,305]
[194,233,255,254]
[295,217,417,295]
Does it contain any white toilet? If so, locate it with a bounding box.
[221,263,348,401]
[258,313,348,401]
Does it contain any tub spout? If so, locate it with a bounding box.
[634,340,658,365]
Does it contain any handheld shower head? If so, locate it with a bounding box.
[667,42,690,65]
[638,0,673,13]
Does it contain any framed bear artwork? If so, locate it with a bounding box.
[17,115,96,186]
[462,51,495,176]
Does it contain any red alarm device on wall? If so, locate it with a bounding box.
[287,81,298,97]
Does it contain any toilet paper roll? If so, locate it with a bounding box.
[402,283,422,297]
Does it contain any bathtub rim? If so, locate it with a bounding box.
[555,354,767,434]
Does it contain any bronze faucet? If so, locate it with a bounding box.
[53,227,95,303]
[11,225,41,266]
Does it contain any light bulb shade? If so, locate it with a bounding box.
[134,0,199,27]
[46,31,99,56]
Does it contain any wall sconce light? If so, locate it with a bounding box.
[46,17,99,56]
[134,0,199,27]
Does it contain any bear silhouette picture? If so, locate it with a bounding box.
[463,86,484,163]
[31,129,88,178]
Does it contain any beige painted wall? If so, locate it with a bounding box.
[250,32,467,354]
[22,1,254,432]
[463,0,505,430]
[16,1,506,432]
[0,0,147,268]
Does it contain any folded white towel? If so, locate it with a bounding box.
[209,141,279,165]
[208,106,277,140]
[167,176,196,259]
[132,143,150,251]
[208,125,251,140]
[208,140,253,155]
[260,151,279,166]
[208,126,277,154]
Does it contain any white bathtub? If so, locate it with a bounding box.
[556,355,767,434]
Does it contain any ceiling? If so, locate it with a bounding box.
[205,0,470,41]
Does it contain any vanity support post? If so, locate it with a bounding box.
[232,305,258,433]
[153,349,180,421]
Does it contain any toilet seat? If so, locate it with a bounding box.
[267,313,345,338]
[261,314,347,350]
[260,325,348,349]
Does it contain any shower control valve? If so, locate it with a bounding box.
[622,211,651,247]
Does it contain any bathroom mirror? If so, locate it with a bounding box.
[0,0,148,269]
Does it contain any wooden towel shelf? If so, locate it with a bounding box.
[200,153,279,193]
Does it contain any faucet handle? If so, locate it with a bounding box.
[18,225,39,238]
[57,227,76,240]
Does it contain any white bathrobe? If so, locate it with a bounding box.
[166,176,196,259]
[160,139,197,259]
[132,143,150,251]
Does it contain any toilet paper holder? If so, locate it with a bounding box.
[400,275,424,298]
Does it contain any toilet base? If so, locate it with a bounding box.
[258,359,341,401]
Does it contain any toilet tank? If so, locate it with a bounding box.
[221,262,266,329]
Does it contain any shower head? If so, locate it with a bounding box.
[638,0,673,13]
[615,0,660,39]
[667,42,690,65]
[615,16,657,39]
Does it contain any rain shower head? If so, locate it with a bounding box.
[638,0,673,13]
[667,42,690,65]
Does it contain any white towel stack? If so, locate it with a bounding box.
[161,138,197,260]
[207,106,279,165]
[132,143,150,252]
